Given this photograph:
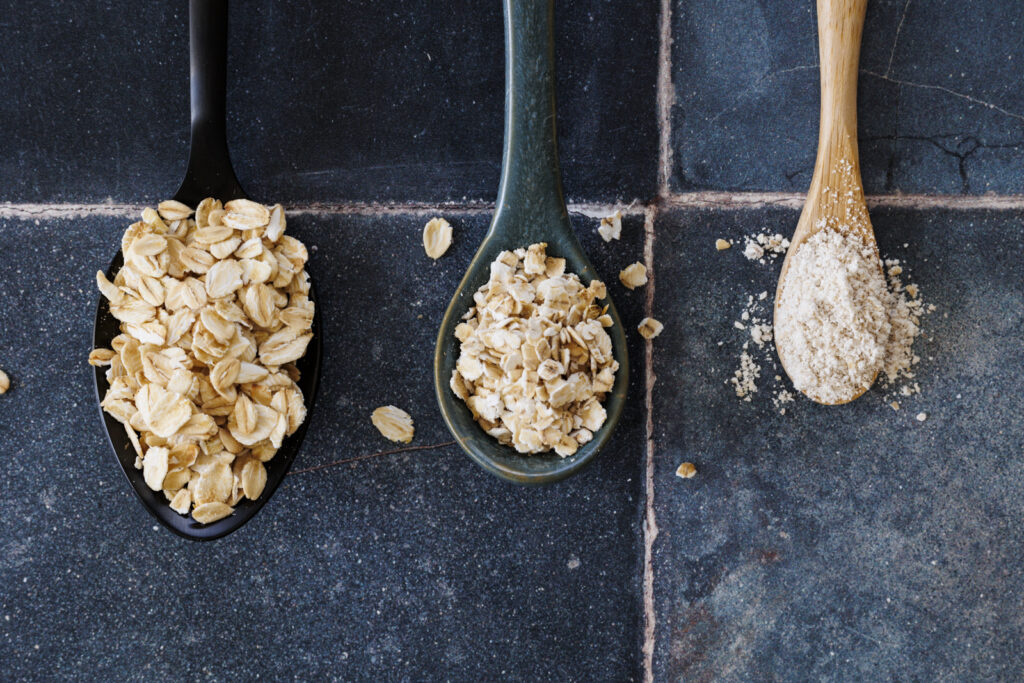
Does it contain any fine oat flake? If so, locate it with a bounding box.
[723,225,930,412]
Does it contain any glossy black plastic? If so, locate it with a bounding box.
[93,0,321,540]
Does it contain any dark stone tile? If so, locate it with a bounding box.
[651,206,1024,680]
[0,1,658,205]
[0,209,647,681]
[671,0,1024,195]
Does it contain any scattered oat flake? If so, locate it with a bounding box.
[372,406,415,443]
[675,462,697,479]
[0,369,8,394]
[598,211,622,242]
[890,401,900,411]
[423,217,453,259]
[637,317,664,340]
[619,262,647,290]
[715,239,731,251]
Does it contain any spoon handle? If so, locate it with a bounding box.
[491,0,571,244]
[175,0,245,205]
[803,0,870,233]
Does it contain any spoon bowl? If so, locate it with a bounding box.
[93,0,321,539]
[433,0,628,484]
[774,0,882,405]
[93,256,322,540]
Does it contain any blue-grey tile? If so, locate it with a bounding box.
[0,1,658,205]
[671,0,1024,195]
[651,206,1024,680]
[0,209,647,681]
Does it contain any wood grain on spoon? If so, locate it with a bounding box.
[775,0,883,405]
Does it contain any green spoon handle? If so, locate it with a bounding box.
[491,0,571,244]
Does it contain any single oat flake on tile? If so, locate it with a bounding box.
[637,317,664,340]
[676,462,697,479]
[598,211,622,242]
[619,262,648,290]
[372,406,415,443]
[423,217,453,259]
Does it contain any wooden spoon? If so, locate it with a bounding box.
[432,0,629,484]
[774,0,883,405]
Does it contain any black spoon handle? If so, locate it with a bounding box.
[175,0,245,205]
[491,0,569,243]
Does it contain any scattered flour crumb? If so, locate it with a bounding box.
[751,324,773,347]
[742,232,790,264]
[730,351,760,401]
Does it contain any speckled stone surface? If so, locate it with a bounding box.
[672,0,1024,194]
[651,206,1024,680]
[0,212,647,681]
[0,0,658,205]
[3,0,1024,679]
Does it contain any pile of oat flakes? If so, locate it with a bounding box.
[450,243,619,456]
[90,198,314,524]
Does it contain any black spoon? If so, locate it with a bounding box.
[92,0,321,540]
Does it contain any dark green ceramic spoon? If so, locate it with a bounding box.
[433,0,629,485]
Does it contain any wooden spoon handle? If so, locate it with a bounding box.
[802,0,871,235]
[817,0,867,142]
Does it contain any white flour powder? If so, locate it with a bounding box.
[775,228,890,403]
[723,227,930,412]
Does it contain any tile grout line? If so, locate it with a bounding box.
[640,206,659,683]
[0,200,649,221]
[658,191,1024,210]
[4,192,1024,222]
[645,0,674,674]
[655,0,675,198]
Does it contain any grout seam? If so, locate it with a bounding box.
[0,200,648,221]
[640,206,659,683]
[658,191,1024,210]
[3,192,1024,223]
[655,0,675,198]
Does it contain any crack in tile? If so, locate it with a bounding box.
[705,64,818,127]
[862,69,1024,124]
[287,441,456,475]
[863,132,1024,194]
[885,0,913,78]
